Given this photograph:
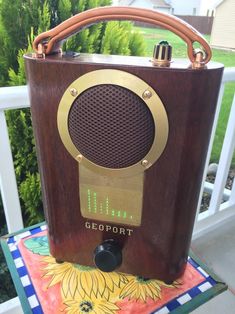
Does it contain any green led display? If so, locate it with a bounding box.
[88,189,91,212]
[100,203,103,214]
[86,189,134,221]
[93,192,97,213]
[79,164,143,227]
[106,197,109,215]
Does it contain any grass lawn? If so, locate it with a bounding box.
[134,26,235,166]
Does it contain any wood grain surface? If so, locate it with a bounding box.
[24,53,223,281]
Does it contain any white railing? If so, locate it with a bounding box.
[193,67,235,238]
[0,68,234,313]
[0,86,29,233]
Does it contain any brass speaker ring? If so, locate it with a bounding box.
[57,69,169,177]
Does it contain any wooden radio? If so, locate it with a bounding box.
[24,7,223,282]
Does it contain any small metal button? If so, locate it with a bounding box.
[70,88,78,97]
[142,90,152,100]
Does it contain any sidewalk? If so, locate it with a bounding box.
[192,217,235,313]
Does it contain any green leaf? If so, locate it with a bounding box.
[24,236,50,256]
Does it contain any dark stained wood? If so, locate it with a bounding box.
[24,53,223,282]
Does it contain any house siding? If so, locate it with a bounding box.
[115,0,201,15]
[116,0,171,12]
[128,0,153,10]
[210,0,235,49]
[170,0,201,15]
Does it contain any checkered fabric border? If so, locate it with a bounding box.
[7,225,47,314]
[152,257,217,314]
[7,225,217,314]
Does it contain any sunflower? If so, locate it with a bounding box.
[63,295,119,314]
[119,276,178,302]
[42,256,128,300]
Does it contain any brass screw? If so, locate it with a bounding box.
[76,154,83,163]
[70,88,78,97]
[141,159,149,167]
[142,90,152,100]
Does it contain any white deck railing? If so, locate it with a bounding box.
[193,67,235,238]
[0,68,235,313]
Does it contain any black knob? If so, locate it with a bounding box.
[94,240,122,272]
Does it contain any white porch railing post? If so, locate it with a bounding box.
[193,68,235,239]
[209,95,235,214]
[194,82,225,222]
[0,110,24,233]
[0,86,29,233]
[0,298,23,314]
[228,173,235,205]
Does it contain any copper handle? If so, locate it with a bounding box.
[33,6,211,65]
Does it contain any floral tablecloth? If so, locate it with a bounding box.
[1,223,227,314]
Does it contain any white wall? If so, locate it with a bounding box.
[134,0,154,9]
[115,0,171,12]
[123,0,154,9]
[200,0,220,15]
[170,0,201,15]
[115,0,201,15]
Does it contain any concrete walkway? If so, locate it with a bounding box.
[191,217,235,313]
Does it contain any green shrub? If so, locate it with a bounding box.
[0,249,17,303]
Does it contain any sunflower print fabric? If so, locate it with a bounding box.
[21,234,204,314]
[42,256,129,300]
[64,297,119,314]
[41,254,177,313]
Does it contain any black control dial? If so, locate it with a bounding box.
[94,240,122,272]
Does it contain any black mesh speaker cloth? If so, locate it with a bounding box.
[68,84,155,169]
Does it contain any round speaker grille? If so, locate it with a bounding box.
[68,84,155,169]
